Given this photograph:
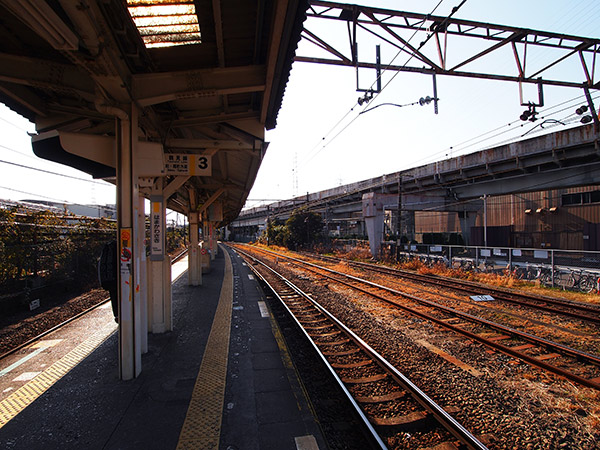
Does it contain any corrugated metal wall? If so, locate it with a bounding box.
[413,186,600,250]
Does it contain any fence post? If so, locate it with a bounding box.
[551,250,555,287]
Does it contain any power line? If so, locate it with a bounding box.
[409,93,599,168]
[0,185,116,211]
[299,0,466,168]
[0,143,41,161]
[0,114,33,133]
[0,158,113,186]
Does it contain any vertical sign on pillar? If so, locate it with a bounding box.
[119,228,133,321]
[150,197,164,261]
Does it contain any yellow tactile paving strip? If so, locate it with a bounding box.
[176,248,233,450]
[0,322,116,429]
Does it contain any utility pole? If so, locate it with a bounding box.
[483,194,488,247]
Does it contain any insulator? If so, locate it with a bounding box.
[581,115,593,124]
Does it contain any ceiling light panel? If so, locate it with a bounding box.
[127,0,201,48]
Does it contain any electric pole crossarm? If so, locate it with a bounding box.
[293,56,592,90]
[308,1,600,53]
[302,28,352,63]
[360,10,442,71]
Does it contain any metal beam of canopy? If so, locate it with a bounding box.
[0,0,309,379]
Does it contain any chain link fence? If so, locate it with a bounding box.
[385,242,600,292]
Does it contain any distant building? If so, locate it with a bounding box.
[5,199,117,220]
[413,186,600,251]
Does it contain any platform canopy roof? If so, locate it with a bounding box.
[0,0,308,225]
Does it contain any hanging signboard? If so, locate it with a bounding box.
[164,154,211,176]
[150,199,164,261]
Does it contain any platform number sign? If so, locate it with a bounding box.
[164,154,211,176]
[150,200,164,261]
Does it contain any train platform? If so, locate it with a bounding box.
[0,245,326,450]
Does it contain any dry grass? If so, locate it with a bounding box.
[246,243,600,305]
[398,260,600,305]
[502,378,600,443]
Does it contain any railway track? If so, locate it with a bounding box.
[311,253,600,325]
[235,246,489,450]
[0,249,189,362]
[235,244,600,391]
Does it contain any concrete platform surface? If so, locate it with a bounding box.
[0,245,326,450]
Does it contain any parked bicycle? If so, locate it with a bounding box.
[564,269,596,293]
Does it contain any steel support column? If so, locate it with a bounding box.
[188,212,201,285]
[137,194,148,353]
[208,221,217,260]
[116,104,142,380]
[149,181,171,332]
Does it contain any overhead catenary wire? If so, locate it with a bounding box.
[0,185,117,212]
[0,158,113,186]
[408,92,600,168]
[293,0,600,198]
[0,115,33,133]
[278,94,595,212]
[299,0,461,168]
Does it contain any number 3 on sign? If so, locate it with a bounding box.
[191,155,211,176]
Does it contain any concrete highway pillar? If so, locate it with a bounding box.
[188,212,201,286]
[402,210,416,243]
[458,211,478,246]
[362,192,384,259]
[116,104,142,380]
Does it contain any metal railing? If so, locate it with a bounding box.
[382,242,600,293]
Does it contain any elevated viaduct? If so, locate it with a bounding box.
[231,124,600,255]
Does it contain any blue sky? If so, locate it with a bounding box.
[0,1,599,212]
[247,0,600,208]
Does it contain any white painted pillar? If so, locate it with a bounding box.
[188,212,201,285]
[164,256,172,331]
[146,251,153,332]
[209,221,217,260]
[116,104,142,380]
[202,221,212,271]
[138,195,148,354]
[148,182,171,333]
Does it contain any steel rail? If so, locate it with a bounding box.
[239,245,600,391]
[0,297,111,361]
[314,253,600,324]
[0,249,189,362]
[234,246,488,450]
[238,251,388,450]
